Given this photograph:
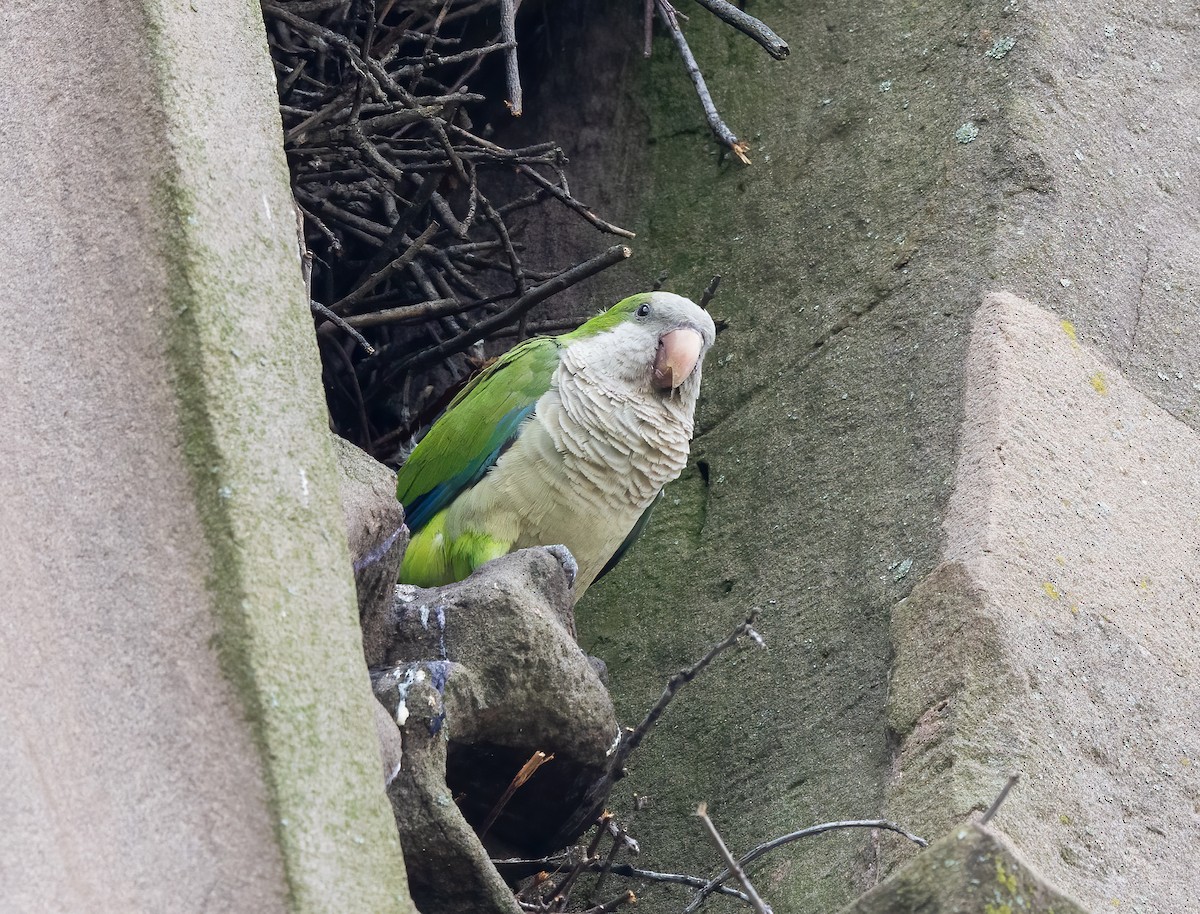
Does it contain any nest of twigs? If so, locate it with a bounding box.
[263,0,636,462]
[262,0,787,464]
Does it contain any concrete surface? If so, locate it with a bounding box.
[0,1,412,910]
[887,292,1200,913]
[837,823,1089,914]
[497,0,1200,911]
[371,547,618,914]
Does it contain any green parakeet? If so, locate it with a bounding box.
[395,290,716,598]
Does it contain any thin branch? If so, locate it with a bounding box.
[388,244,632,375]
[655,0,751,164]
[980,774,1020,825]
[516,165,636,238]
[588,825,625,904]
[683,819,928,914]
[332,220,440,313]
[698,274,721,310]
[321,333,372,447]
[494,856,750,903]
[341,297,464,329]
[355,171,444,283]
[689,0,789,60]
[548,812,612,905]
[312,300,377,355]
[695,803,772,914]
[609,610,763,777]
[740,819,929,869]
[479,750,554,839]
[499,0,523,115]
[581,890,636,913]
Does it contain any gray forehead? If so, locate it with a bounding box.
[647,291,698,311]
[645,291,716,338]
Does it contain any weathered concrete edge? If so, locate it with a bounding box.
[836,824,1091,914]
[141,1,411,909]
[883,289,1200,909]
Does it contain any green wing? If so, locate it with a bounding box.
[396,336,561,531]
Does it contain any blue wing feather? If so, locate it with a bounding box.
[402,401,538,529]
[396,336,560,532]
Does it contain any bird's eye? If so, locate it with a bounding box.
[636,303,651,317]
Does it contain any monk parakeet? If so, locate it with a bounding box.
[395,290,716,598]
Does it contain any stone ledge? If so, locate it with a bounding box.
[887,292,1200,914]
[839,824,1089,914]
[0,1,411,910]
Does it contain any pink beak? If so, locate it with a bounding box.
[652,327,705,390]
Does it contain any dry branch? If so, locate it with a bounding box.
[500,0,523,114]
[386,244,632,375]
[695,803,772,914]
[980,774,1020,824]
[690,0,789,59]
[655,0,751,163]
[263,0,637,454]
[683,819,928,913]
[492,855,751,904]
[480,750,554,839]
[609,609,764,777]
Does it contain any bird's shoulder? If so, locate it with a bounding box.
[395,335,563,528]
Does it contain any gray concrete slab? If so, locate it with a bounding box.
[889,292,1200,913]
[0,1,411,910]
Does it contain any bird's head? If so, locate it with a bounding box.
[566,291,717,398]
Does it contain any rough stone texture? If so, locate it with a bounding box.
[887,293,1200,913]
[497,1,1200,911]
[837,824,1089,914]
[368,548,621,914]
[334,436,409,625]
[0,1,411,911]
[333,436,410,782]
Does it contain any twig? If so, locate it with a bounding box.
[587,815,641,905]
[698,274,721,310]
[695,803,772,914]
[690,0,789,60]
[516,165,636,238]
[294,201,314,301]
[588,826,626,904]
[738,820,928,870]
[548,811,612,905]
[581,890,636,913]
[388,244,632,375]
[341,297,465,329]
[980,774,1020,825]
[478,750,554,839]
[312,300,377,355]
[493,857,750,902]
[609,609,763,777]
[643,0,654,56]
[500,0,522,115]
[683,819,928,913]
[322,333,372,447]
[295,203,341,256]
[491,317,584,337]
[655,0,751,164]
[332,221,440,313]
[479,192,526,295]
[354,171,444,282]
[402,39,516,70]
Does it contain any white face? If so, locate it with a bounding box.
[600,291,717,397]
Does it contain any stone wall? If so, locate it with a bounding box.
[0,2,413,910]
[503,1,1200,911]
